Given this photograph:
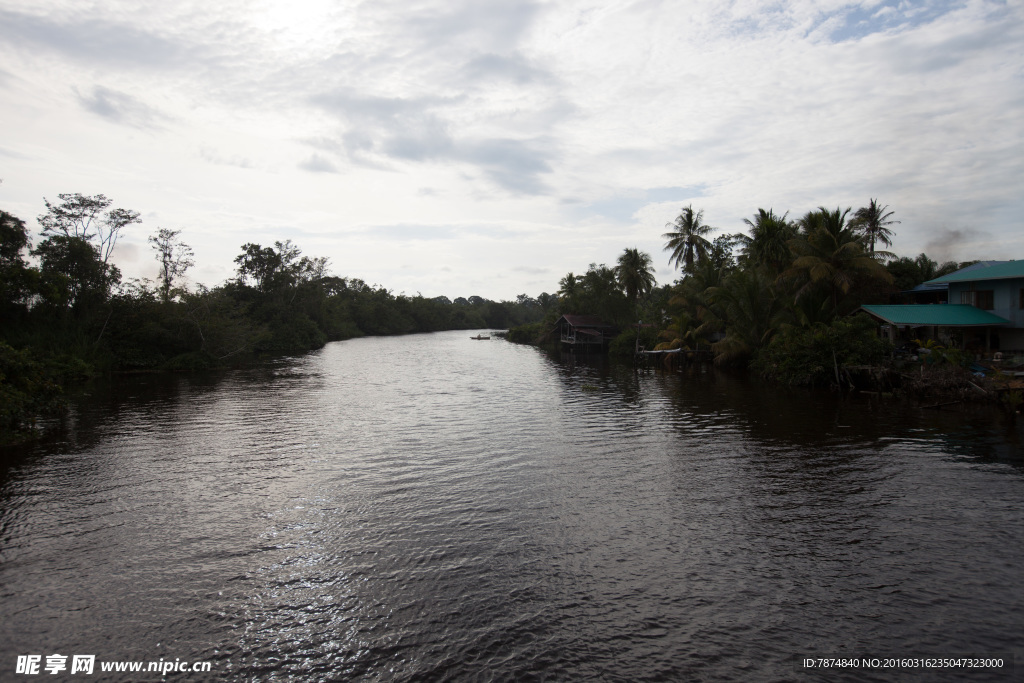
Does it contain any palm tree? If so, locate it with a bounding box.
[665,257,729,350]
[557,272,580,312]
[851,198,899,254]
[738,208,796,275]
[708,268,785,363]
[784,206,892,315]
[615,247,656,312]
[663,205,714,273]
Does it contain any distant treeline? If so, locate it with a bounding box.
[0,193,552,436]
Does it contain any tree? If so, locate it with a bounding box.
[663,205,714,272]
[664,257,730,350]
[537,292,558,312]
[784,207,892,315]
[615,247,656,313]
[557,272,581,312]
[38,193,141,264]
[850,198,899,254]
[0,211,35,314]
[738,208,796,275]
[33,235,119,312]
[149,228,195,304]
[708,268,784,363]
[234,240,327,295]
[235,243,281,292]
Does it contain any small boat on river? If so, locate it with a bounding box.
[470,334,491,340]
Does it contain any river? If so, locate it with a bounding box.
[2,330,1022,681]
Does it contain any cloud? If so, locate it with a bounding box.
[200,147,254,169]
[310,89,555,193]
[459,137,554,194]
[298,154,339,174]
[112,241,140,264]
[75,86,168,129]
[461,52,551,84]
[0,146,28,159]
[576,186,707,222]
[0,0,1021,300]
[364,223,529,242]
[0,8,194,69]
[369,225,459,241]
[394,0,542,53]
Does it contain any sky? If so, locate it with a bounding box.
[1,0,1022,301]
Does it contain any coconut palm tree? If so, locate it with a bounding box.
[851,198,899,254]
[615,247,656,312]
[708,268,785,363]
[737,208,796,275]
[784,207,892,316]
[663,205,714,273]
[557,272,581,312]
[665,257,729,350]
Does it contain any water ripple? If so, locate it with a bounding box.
[1,332,1022,680]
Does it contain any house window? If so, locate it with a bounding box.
[961,290,994,310]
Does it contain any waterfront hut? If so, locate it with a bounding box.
[553,314,616,352]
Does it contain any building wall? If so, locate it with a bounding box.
[948,278,1024,328]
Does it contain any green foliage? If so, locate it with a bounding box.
[911,338,966,367]
[783,206,892,316]
[752,315,892,386]
[0,341,64,436]
[2,202,551,404]
[615,247,656,313]
[850,198,899,253]
[709,268,785,364]
[0,210,36,320]
[505,321,548,344]
[149,228,194,304]
[663,205,715,273]
[736,208,795,275]
[608,326,659,356]
[556,263,630,325]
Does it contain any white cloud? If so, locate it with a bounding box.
[0,0,1020,299]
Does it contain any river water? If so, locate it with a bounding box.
[2,330,1022,681]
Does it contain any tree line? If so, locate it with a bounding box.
[521,199,980,385]
[0,193,549,436]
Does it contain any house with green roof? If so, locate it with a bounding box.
[860,260,1024,353]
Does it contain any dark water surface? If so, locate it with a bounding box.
[2,330,1022,681]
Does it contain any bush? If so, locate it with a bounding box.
[504,321,548,344]
[0,342,64,436]
[752,314,891,386]
[608,327,659,356]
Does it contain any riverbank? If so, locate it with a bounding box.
[502,319,1024,422]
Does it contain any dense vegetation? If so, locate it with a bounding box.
[2,191,991,437]
[524,200,983,387]
[1,194,548,437]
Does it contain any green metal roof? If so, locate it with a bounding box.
[860,304,1010,327]
[926,260,1024,284]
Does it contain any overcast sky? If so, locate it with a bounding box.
[1,0,1021,300]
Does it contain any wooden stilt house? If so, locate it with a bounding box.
[553,315,617,352]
